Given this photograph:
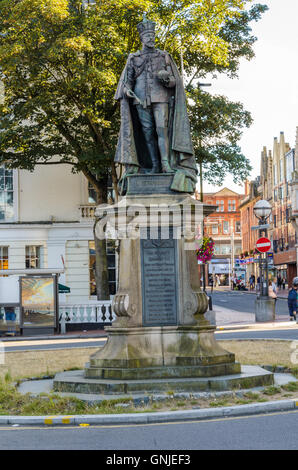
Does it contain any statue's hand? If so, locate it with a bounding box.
[125,88,135,98]
[157,69,170,85]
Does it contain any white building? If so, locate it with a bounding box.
[0,162,116,333]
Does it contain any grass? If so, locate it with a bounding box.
[1,374,298,416]
[1,339,298,415]
[263,386,281,396]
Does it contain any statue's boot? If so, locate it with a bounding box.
[145,139,160,174]
[157,126,172,173]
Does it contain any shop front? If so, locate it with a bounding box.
[273,249,297,288]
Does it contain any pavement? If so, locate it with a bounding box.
[1,288,297,426]
[212,285,289,299]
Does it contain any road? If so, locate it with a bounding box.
[1,289,298,451]
[0,410,297,450]
[1,290,297,352]
[210,289,289,316]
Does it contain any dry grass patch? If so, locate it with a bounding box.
[220,340,295,368]
[0,347,99,381]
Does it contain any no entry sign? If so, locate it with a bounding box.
[256,237,271,253]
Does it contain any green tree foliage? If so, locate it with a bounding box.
[0,0,267,186]
[188,87,253,198]
[0,0,267,296]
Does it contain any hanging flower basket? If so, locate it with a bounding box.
[196,236,215,263]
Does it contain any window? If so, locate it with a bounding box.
[273,165,277,185]
[25,246,41,269]
[0,246,8,270]
[223,221,229,234]
[89,240,117,296]
[88,182,97,204]
[220,200,224,212]
[216,200,220,212]
[88,176,115,205]
[0,166,14,221]
[235,221,241,233]
[221,244,231,255]
[279,159,284,182]
[286,150,295,182]
[228,200,236,212]
[212,224,218,235]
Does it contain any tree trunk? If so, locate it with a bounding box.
[93,173,110,300]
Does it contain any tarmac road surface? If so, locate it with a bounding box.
[0,410,297,450]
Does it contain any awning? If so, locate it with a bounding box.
[58,283,71,293]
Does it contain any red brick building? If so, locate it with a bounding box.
[199,188,243,285]
[239,179,262,279]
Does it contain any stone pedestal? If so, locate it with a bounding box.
[87,174,239,380]
[54,174,273,394]
[255,296,276,322]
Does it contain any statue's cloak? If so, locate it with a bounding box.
[114,51,197,194]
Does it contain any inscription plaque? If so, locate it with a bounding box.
[127,174,174,195]
[140,228,178,326]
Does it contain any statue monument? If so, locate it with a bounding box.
[54,17,274,395]
[114,15,197,195]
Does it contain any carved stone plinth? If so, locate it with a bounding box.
[88,179,238,380]
[54,176,273,394]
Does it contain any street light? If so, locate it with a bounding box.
[253,200,274,322]
[253,200,272,298]
[253,200,272,222]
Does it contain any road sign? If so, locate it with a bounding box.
[256,237,271,253]
[251,224,270,231]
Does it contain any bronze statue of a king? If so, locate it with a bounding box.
[114,15,197,195]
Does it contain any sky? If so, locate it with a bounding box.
[202,0,298,195]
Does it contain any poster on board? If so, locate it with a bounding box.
[20,277,56,328]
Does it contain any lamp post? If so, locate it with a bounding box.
[253,200,274,321]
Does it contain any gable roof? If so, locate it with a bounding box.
[205,187,243,197]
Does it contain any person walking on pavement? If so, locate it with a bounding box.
[277,274,282,289]
[282,277,286,290]
[268,280,277,304]
[287,277,298,321]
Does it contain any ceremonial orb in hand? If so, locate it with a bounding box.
[157,69,170,81]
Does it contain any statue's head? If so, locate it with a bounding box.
[137,15,156,49]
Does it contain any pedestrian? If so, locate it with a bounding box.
[268,280,277,304]
[282,277,286,290]
[277,274,282,289]
[272,278,278,295]
[249,275,254,291]
[287,277,298,321]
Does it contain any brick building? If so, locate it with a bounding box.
[200,188,243,285]
[238,178,262,279]
[241,131,297,288]
[268,132,297,284]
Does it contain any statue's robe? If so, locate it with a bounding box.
[114,50,198,195]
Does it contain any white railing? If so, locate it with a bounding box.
[79,204,96,221]
[59,301,115,333]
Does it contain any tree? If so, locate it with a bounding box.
[0,0,267,296]
[188,86,253,201]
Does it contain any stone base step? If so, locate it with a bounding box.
[53,365,274,395]
[85,362,241,380]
